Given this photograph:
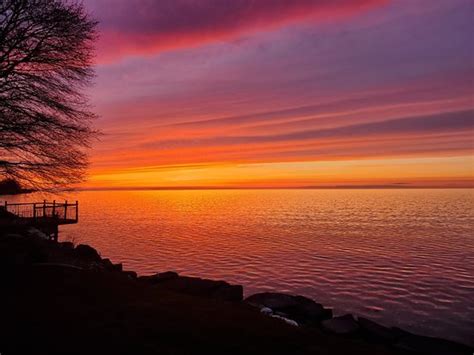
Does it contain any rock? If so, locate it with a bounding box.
[212,284,243,302]
[138,271,179,284]
[164,277,227,296]
[394,333,473,355]
[74,244,101,261]
[321,314,360,335]
[271,314,299,327]
[59,242,74,250]
[27,228,48,240]
[101,258,114,270]
[32,262,83,271]
[357,317,400,343]
[246,292,298,309]
[245,293,332,325]
[274,310,289,318]
[112,263,123,272]
[260,307,273,315]
[122,271,138,279]
[152,275,243,302]
[157,271,179,281]
[3,233,26,239]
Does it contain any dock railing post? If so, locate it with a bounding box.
[52,200,56,218]
[43,200,46,218]
[75,201,78,222]
[64,200,68,220]
[33,203,36,219]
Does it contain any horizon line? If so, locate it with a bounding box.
[71,185,474,192]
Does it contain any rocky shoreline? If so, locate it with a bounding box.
[0,227,472,355]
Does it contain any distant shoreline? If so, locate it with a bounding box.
[0,188,34,196]
[70,186,474,192]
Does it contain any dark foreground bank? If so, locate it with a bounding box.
[0,228,471,355]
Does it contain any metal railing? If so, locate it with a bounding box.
[2,200,79,223]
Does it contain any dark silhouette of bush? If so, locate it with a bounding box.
[0,178,24,195]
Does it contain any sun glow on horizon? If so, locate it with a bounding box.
[82,0,473,188]
[86,156,474,189]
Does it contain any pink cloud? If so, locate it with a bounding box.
[86,0,387,61]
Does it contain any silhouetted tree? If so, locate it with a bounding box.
[0,0,98,190]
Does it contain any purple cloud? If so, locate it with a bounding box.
[85,0,386,61]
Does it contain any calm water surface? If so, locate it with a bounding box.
[7,189,474,345]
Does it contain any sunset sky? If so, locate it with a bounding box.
[83,0,473,188]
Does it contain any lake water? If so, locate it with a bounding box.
[6,189,474,346]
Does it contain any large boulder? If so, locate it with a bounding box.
[58,242,74,250]
[112,263,123,272]
[246,292,299,309]
[138,271,179,284]
[245,292,332,325]
[321,314,360,335]
[99,258,126,274]
[100,258,114,271]
[147,274,243,302]
[74,244,101,262]
[212,284,243,302]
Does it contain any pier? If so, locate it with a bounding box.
[0,201,78,241]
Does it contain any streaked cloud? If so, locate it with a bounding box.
[86,0,386,61]
[83,0,474,188]
[139,110,473,149]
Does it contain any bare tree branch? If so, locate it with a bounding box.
[0,0,98,191]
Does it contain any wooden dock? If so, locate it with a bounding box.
[1,200,78,241]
